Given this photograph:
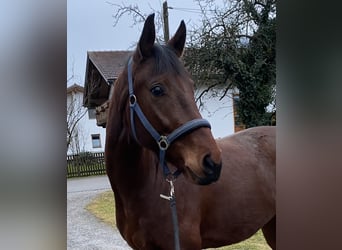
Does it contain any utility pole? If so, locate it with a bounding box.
[162,1,170,42]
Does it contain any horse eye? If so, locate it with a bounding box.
[150,85,165,97]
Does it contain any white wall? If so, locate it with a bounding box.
[80,110,106,153]
[196,88,235,139]
[67,91,106,155]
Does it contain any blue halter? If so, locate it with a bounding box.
[127,57,211,179]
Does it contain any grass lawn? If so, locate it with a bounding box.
[86,190,271,250]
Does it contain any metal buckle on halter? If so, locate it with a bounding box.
[158,136,169,150]
[129,94,137,106]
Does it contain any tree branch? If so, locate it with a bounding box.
[106,2,146,27]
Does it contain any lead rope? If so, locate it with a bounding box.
[160,179,181,250]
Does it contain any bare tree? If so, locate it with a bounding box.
[67,91,87,154]
[106,1,165,43]
[67,61,87,154]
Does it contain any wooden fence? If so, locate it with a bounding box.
[67,152,106,178]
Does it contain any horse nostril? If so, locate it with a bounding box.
[203,155,215,175]
[203,154,222,176]
[198,154,222,185]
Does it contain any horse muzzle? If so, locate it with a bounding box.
[186,155,222,185]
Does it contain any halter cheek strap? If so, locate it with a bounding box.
[127,57,211,178]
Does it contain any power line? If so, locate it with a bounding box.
[168,6,218,14]
[168,6,203,14]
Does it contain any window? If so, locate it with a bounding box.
[91,134,101,148]
[88,108,96,119]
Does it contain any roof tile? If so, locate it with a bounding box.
[87,51,133,81]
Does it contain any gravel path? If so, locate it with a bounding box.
[67,176,132,250]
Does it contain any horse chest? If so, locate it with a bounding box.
[117,201,174,249]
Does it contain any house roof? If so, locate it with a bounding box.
[83,50,133,109]
[67,83,84,94]
[87,51,133,82]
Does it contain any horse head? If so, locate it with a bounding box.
[125,14,222,185]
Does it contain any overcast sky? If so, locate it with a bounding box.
[67,0,212,87]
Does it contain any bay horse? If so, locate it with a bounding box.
[105,14,276,250]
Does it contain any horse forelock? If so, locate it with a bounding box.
[152,44,185,75]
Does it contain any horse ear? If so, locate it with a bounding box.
[167,20,186,57]
[134,13,155,62]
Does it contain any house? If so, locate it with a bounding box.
[83,51,133,127]
[80,50,237,154]
[67,83,106,155]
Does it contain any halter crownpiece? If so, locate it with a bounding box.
[127,57,212,178]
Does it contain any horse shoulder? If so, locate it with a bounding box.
[217,126,275,162]
[215,126,276,202]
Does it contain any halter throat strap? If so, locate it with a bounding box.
[127,57,211,178]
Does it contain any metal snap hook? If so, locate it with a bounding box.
[160,177,175,200]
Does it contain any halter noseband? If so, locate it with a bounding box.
[127,57,211,179]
